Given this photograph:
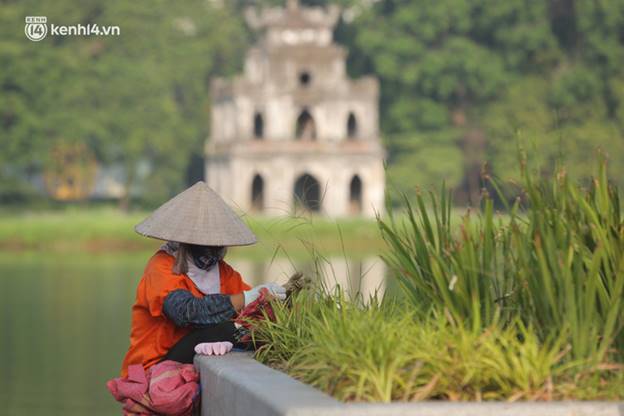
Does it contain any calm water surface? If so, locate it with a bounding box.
[0,252,386,415]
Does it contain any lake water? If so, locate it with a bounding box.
[0,252,386,415]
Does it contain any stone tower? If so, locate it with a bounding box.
[205,0,385,217]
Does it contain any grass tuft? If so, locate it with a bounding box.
[253,290,623,401]
[253,154,624,402]
[378,158,624,364]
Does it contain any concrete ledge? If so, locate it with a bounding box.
[343,402,624,416]
[195,352,624,416]
[194,352,342,416]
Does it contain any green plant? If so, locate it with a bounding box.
[253,290,623,401]
[378,157,624,363]
[252,152,623,402]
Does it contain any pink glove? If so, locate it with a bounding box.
[194,341,233,356]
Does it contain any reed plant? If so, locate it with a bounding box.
[252,153,623,401]
[253,291,623,401]
[378,157,624,364]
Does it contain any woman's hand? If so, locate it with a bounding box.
[229,293,245,312]
[243,283,286,307]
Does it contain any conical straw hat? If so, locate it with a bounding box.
[135,182,256,246]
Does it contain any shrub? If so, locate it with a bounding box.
[253,291,623,401]
[378,158,624,363]
[253,153,624,401]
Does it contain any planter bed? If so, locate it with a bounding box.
[194,353,623,416]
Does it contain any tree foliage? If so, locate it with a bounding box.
[347,0,624,203]
[2,0,624,207]
[0,0,248,206]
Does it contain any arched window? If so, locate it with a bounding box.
[294,173,321,212]
[251,174,264,211]
[299,71,311,87]
[347,112,358,140]
[295,109,316,141]
[253,112,264,139]
[349,175,362,214]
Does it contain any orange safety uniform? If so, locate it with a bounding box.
[120,250,250,377]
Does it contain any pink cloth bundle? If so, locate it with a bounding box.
[107,360,199,416]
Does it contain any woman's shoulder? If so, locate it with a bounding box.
[144,250,176,278]
[219,260,251,292]
[218,260,239,277]
[140,250,190,293]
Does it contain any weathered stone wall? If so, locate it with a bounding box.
[206,142,384,217]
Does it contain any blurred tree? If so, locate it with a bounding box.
[0,0,247,208]
[484,0,624,189]
[349,0,624,203]
[2,0,624,207]
[350,0,558,204]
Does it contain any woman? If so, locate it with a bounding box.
[119,181,285,377]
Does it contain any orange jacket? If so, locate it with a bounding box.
[120,251,250,377]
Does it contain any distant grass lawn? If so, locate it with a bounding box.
[0,208,384,258]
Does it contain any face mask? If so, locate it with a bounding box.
[188,245,226,271]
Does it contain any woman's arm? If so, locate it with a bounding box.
[162,289,243,327]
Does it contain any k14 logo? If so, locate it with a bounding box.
[25,16,47,41]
